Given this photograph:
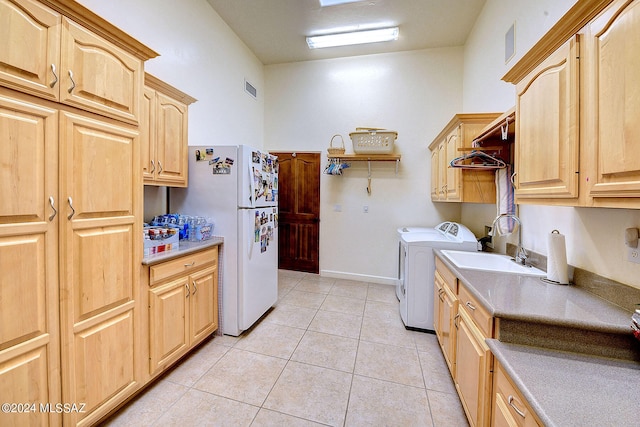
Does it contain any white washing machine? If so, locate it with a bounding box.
[398,222,477,331]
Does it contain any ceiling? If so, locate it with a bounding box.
[206,0,487,65]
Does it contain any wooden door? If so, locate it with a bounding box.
[456,307,492,427]
[445,127,462,201]
[514,36,580,201]
[272,152,320,273]
[0,0,61,101]
[154,91,188,187]
[0,91,61,427]
[189,264,218,344]
[58,111,140,426]
[149,277,189,374]
[141,86,156,183]
[588,0,640,200]
[60,17,142,124]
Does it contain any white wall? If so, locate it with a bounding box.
[264,49,463,282]
[77,0,265,222]
[461,0,640,288]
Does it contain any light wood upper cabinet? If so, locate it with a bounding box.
[514,36,580,201]
[0,91,61,427]
[504,0,640,208]
[143,73,196,187]
[0,0,61,101]
[0,0,157,125]
[59,17,143,124]
[586,0,640,204]
[429,113,501,204]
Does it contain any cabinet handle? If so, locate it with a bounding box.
[465,301,476,311]
[150,160,155,174]
[508,395,526,418]
[511,171,518,189]
[184,261,195,268]
[454,313,460,329]
[192,280,198,295]
[185,283,190,298]
[48,196,57,221]
[68,70,76,93]
[50,64,58,88]
[157,161,163,173]
[67,197,75,220]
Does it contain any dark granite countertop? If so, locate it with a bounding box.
[142,237,223,266]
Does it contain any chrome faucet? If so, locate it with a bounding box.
[490,213,528,265]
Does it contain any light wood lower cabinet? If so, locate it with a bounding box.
[434,258,494,427]
[456,304,493,427]
[492,361,542,427]
[147,247,219,376]
[434,260,458,375]
[0,92,61,427]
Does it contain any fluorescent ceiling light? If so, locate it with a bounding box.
[319,0,366,6]
[306,27,399,49]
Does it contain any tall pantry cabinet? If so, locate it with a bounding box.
[0,0,158,426]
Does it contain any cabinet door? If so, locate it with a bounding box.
[58,111,140,425]
[430,148,439,200]
[445,127,462,201]
[0,0,61,101]
[438,142,447,200]
[588,0,640,200]
[0,92,61,427]
[60,17,142,124]
[141,86,156,183]
[154,92,188,187]
[441,283,457,375]
[189,264,218,344]
[514,36,580,201]
[456,307,492,427]
[149,277,190,373]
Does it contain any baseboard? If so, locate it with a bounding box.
[320,269,399,286]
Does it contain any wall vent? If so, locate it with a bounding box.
[245,79,257,99]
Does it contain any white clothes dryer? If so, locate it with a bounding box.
[398,222,477,331]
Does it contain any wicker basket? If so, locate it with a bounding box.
[327,134,346,156]
[350,128,397,154]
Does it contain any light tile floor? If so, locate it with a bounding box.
[103,270,469,427]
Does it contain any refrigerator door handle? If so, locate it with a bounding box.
[248,228,254,260]
[248,163,255,208]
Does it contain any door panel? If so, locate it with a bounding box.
[272,152,320,273]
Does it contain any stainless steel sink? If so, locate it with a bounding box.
[441,250,546,277]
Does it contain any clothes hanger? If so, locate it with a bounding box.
[449,150,507,170]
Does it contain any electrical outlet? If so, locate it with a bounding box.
[629,248,640,264]
[334,204,342,212]
[363,205,369,213]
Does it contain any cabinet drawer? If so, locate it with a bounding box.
[494,362,541,427]
[458,283,492,337]
[150,247,218,285]
[435,256,457,293]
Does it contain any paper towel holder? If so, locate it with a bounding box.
[625,228,638,248]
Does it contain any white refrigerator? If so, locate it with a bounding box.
[170,145,278,336]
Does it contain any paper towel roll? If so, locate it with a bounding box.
[547,230,569,284]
